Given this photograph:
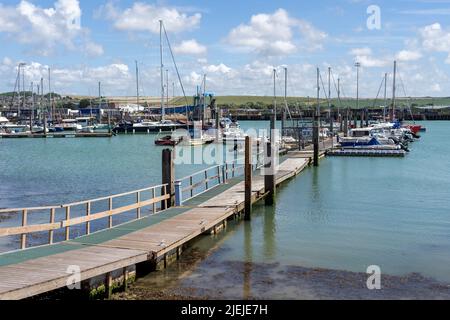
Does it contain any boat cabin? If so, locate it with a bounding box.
[350,128,373,137]
[0,116,8,125]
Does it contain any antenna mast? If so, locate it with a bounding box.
[160,20,165,121]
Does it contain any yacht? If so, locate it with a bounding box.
[338,128,406,150]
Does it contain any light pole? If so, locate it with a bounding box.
[355,62,361,127]
[18,63,26,118]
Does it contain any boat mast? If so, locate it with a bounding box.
[31,82,34,128]
[166,69,169,114]
[16,63,22,118]
[40,77,44,123]
[22,65,26,119]
[160,20,165,121]
[273,68,276,130]
[135,60,139,107]
[391,61,397,122]
[48,67,53,122]
[202,74,206,125]
[355,62,360,119]
[338,77,342,132]
[328,67,332,133]
[383,73,387,121]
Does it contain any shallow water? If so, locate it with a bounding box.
[125,121,450,298]
[1,121,450,293]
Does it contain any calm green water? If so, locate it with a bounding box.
[169,120,450,286]
[1,121,450,284]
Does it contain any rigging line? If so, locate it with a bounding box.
[371,76,385,109]
[319,72,329,101]
[162,22,190,123]
[397,71,415,123]
[330,71,343,109]
[11,68,20,107]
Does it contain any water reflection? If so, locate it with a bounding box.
[262,204,276,260]
[243,220,252,299]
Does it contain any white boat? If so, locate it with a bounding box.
[56,119,82,131]
[222,127,247,143]
[338,127,406,150]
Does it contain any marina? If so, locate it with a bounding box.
[1,0,450,304]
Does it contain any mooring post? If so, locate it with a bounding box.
[313,113,319,167]
[365,108,369,127]
[244,136,252,220]
[161,148,174,209]
[264,141,275,205]
[174,180,182,206]
[215,107,220,142]
[107,111,111,134]
[257,140,261,167]
[43,114,47,138]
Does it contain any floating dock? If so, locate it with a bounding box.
[0,132,114,139]
[327,149,406,157]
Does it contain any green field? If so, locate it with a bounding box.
[3,92,450,110]
[182,95,450,109]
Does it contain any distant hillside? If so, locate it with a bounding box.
[0,92,61,98]
[3,92,450,110]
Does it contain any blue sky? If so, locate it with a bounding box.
[1,0,450,98]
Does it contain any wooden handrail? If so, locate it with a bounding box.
[0,194,170,238]
[0,184,168,215]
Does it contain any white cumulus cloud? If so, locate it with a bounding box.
[396,50,422,62]
[0,0,103,56]
[226,8,326,56]
[101,2,201,34]
[173,39,207,56]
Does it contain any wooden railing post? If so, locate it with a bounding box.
[65,207,70,241]
[20,209,27,249]
[217,166,221,184]
[152,188,156,214]
[136,191,141,219]
[161,148,174,209]
[244,136,252,220]
[174,180,182,207]
[49,208,55,244]
[108,197,113,228]
[86,202,91,235]
[221,165,226,184]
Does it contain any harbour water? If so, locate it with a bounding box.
[1,121,450,297]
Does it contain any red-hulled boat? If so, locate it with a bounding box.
[403,124,422,134]
[155,135,182,146]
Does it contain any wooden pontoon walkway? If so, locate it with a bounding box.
[0,154,312,300]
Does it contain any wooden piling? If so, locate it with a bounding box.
[264,141,276,205]
[244,136,252,220]
[162,149,174,209]
[313,114,319,166]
